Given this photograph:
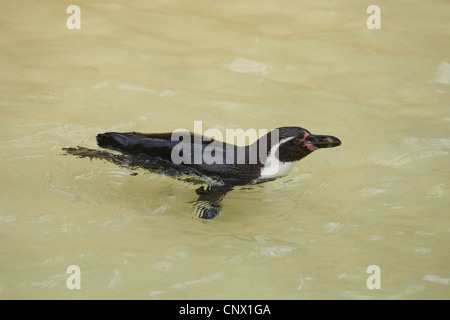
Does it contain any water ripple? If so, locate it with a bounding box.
[371,137,450,166]
[422,275,450,286]
[225,57,276,75]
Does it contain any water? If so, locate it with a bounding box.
[1,0,449,299]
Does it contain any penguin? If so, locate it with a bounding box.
[62,127,341,219]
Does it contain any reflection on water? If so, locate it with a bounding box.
[0,0,449,299]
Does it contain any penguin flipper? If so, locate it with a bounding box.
[193,185,233,219]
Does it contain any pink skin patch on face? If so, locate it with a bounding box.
[297,132,319,151]
[303,142,319,151]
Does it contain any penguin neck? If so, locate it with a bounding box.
[259,136,295,178]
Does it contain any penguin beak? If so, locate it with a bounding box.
[306,134,341,149]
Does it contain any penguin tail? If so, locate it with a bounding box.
[61,146,127,165]
[96,132,128,150]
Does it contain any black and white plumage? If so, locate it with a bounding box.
[63,127,341,219]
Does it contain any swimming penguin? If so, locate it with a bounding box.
[62,127,341,219]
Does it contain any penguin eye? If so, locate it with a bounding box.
[293,133,305,145]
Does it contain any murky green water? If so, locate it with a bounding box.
[1,0,449,299]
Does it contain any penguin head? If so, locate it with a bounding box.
[274,127,341,162]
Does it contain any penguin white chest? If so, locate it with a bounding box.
[260,161,294,178]
[260,137,295,178]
